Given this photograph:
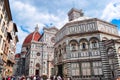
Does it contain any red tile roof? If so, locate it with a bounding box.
[23,32,41,44]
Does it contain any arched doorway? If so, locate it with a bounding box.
[57,64,63,77]
[36,63,40,76]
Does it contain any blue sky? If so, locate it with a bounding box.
[9,0,120,53]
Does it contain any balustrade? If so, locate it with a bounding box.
[64,50,101,60]
[55,45,101,63]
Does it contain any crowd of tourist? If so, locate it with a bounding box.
[1,75,63,80]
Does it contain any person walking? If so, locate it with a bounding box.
[2,76,5,80]
[57,76,62,80]
[33,76,36,80]
[36,75,41,80]
[26,76,31,80]
[11,76,16,80]
[20,75,26,80]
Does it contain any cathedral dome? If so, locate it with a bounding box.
[23,26,41,44]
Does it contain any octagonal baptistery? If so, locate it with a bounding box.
[54,8,120,80]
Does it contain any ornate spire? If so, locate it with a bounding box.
[35,24,39,32]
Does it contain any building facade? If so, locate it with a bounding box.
[54,8,120,80]
[5,22,18,76]
[13,53,21,76]
[41,27,58,78]
[15,26,58,78]
[0,0,18,77]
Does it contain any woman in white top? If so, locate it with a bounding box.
[26,77,31,80]
[33,76,36,80]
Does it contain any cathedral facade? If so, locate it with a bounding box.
[54,8,120,80]
[14,26,58,78]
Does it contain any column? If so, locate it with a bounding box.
[99,41,112,80]
[113,48,120,78]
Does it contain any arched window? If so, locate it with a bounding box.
[69,40,78,51]
[89,37,99,49]
[79,38,88,50]
[58,45,62,56]
[92,40,97,48]
[82,43,86,49]
[71,43,76,51]
[59,51,62,57]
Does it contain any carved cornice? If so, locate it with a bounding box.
[55,31,120,46]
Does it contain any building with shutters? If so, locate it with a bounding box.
[0,0,18,77]
[13,53,21,76]
[54,8,120,80]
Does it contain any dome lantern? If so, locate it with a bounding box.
[35,24,39,32]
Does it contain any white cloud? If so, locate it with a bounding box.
[10,0,67,53]
[9,0,120,53]
[14,25,28,53]
[101,0,120,21]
